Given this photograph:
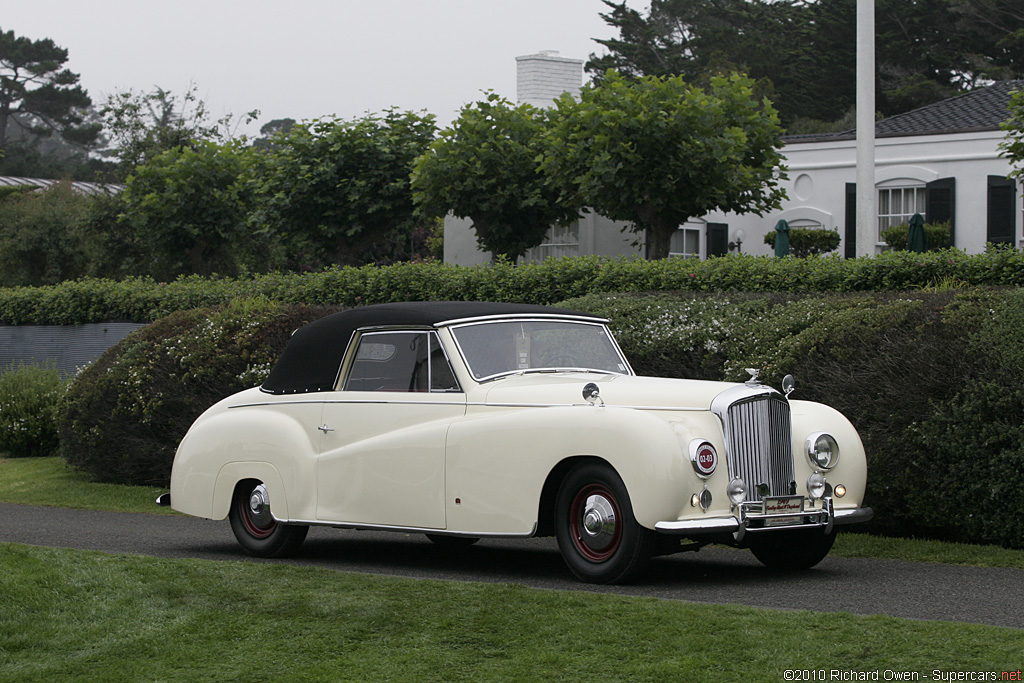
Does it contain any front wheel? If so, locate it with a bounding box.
[554,462,654,584]
[229,479,308,558]
[748,527,837,570]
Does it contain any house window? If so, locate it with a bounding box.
[525,222,580,262]
[878,186,927,238]
[669,228,701,258]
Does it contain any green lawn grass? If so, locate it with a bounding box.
[0,456,171,514]
[1,543,1020,682]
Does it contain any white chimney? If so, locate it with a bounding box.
[515,50,584,108]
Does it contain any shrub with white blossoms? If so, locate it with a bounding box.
[0,361,66,457]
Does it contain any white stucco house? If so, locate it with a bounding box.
[444,52,1022,264]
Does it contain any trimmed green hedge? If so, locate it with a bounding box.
[881,221,953,251]
[6,249,1024,325]
[763,228,841,257]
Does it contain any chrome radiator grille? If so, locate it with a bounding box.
[723,393,795,502]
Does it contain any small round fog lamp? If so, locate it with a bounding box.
[834,484,847,498]
[807,472,826,500]
[727,478,747,505]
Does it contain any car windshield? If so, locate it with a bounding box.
[449,319,631,381]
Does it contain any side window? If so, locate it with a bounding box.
[429,333,461,392]
[344,331,461,393]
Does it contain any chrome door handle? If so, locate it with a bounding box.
[317,424,334,434]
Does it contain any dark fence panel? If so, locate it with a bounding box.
[0,323,146,377]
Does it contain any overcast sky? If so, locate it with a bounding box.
[5,0,648,136]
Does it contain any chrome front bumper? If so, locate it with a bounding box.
[655,497,874,541]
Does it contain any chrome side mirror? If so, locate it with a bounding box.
[782,374,796,397]
[582,382,603,406]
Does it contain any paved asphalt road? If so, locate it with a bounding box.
[2,502,1021,630]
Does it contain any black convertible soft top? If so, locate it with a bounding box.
[260,301,604,395]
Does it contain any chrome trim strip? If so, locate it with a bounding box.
[439,313,610,327]
[229,398,707,411]
[655,502,874,536]
[273,517,538,538]
[655,517,740,533]
[833,506,874,525]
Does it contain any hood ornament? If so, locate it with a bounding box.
[744,368,761,386]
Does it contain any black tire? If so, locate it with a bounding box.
[228,479,308,558]
[748,527,837,570]
[425,534,480,548]
[554,462,655,584]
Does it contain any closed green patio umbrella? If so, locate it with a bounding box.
[773,219,790,257]
[906,213,928,253]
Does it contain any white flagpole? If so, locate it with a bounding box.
[856,0,876,257]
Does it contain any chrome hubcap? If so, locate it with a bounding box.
[580,493,617,551]
[249,484,269,515]
[245,484,274,530]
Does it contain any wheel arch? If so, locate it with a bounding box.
[213,462,290,521]
[536,455,615,537]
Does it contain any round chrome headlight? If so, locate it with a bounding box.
[727,478,747,505]
[806,432,840,470]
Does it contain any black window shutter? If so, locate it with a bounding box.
[845,183,856,258]
[926,177,956,246]
[706,223,728,257]
[987,176,1016,246]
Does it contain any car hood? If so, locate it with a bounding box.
[481,373,743,411]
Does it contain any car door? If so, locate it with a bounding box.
[316,330,465,529]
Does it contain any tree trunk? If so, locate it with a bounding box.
[644,223,676,260]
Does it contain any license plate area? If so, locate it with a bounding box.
[763,496,804,515]
[761,496,805,526]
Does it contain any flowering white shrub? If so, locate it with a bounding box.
[0,361,66,457]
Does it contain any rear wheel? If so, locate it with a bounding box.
[748,527,837,569]
[554,462,654,584]
[229,479,308,558]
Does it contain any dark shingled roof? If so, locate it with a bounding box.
[261,301,604,395]
[784,80,1024,144]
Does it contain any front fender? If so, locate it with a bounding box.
[445,405,700,534]
[789,399,868,508]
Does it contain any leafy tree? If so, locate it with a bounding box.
[1000,86,1024,179]
[0,180,93,286]
[588,0,1024,126]
[119,139,268,278]
[412,93,579,262]
[588,0,821,124]
[99,83,256,178]
[0,28,99,150]
[250,108,436,269]
[950,0,1024,77]
[252,118,296,150]
[542,70,787,260]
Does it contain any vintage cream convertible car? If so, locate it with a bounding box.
[162,301,873,583]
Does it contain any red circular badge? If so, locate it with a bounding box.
[693,442,718,477]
